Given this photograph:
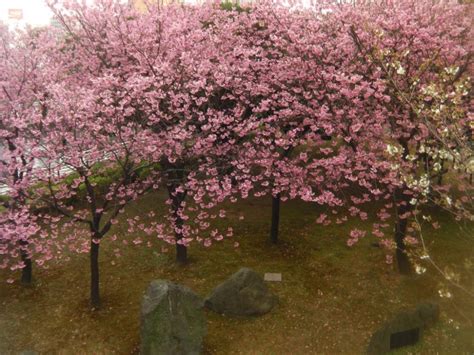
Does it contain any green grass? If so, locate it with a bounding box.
[0,191,473,354]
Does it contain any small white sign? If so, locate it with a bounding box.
[264,273,282,282]
[8,9,23,20]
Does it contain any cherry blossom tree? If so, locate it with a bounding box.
[0,25,52,284]
[118,3,258,262]
[212,3,394,248]
[328,0,473,274]
[193,4,341,245]
[12,0,161,308]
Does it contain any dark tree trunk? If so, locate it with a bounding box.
[20,247,32,285]
[176,242,187,264]
[90,240,101,309]
[394,189,412,275]
[270,193,281,244]
[167,186,187,264]
[394,212,412,275]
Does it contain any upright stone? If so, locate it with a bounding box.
[140,280,207,355]
[205,267,278,316]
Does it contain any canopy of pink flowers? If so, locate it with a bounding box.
[0,0,472,275]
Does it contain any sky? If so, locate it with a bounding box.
[0,0,320,29]
[0,0,54,27]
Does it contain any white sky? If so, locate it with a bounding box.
[0,0,321,28]
[0,0,54,27]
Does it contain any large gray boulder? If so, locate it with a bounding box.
[367,302,440,354]
[140,280,207,355]
[205,268,278,316]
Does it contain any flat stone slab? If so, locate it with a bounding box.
[264,273,282,282]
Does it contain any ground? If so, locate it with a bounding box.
[0,192,473,354]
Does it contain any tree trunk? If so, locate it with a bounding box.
[176,242,187,264]
[167,186,187,264]
[90,240,101,309]
[394,190,412,275]
[20,248,32,285]
[270,193,281,244]
[394,212,412,274]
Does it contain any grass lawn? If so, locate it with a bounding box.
[0,191,473,354]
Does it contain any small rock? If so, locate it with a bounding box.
[140,280,206,355]
[205,267,278,316]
